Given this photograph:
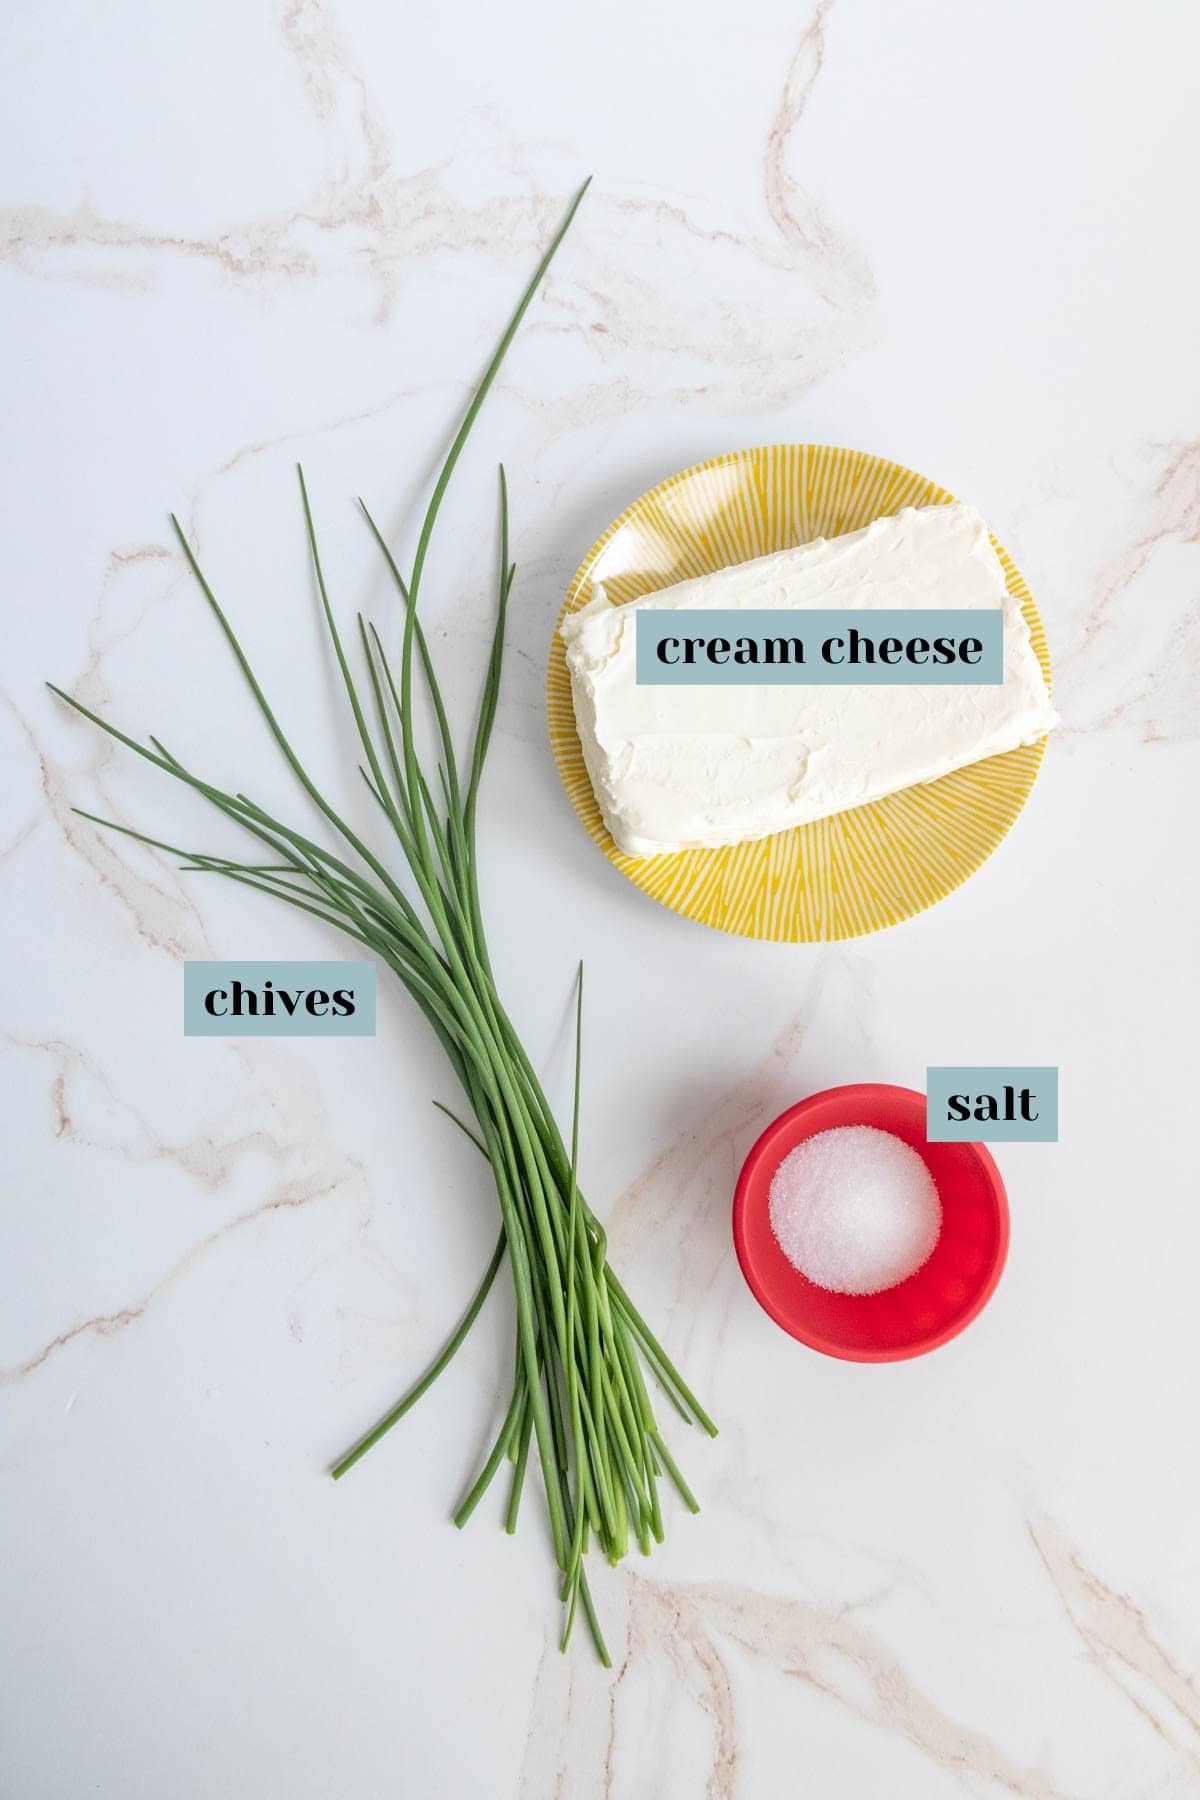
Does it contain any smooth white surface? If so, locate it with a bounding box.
[562,503,1057,854]
[1,2,1197,1796]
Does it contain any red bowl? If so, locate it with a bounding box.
[732,1083,1009,1362]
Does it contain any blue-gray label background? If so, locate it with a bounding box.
[926,1066,1058,1142]
[184,961,376,1037]
[635,608,1004,685]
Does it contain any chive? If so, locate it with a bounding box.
[332,1232,506,1481]
[505,1398,534,1532]
[48,178,712,1660]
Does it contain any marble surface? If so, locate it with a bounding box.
[3,1,1198,1794]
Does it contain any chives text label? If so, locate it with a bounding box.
[183,960,376,1037]
[635,608,1004,686]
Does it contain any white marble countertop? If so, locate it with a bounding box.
[3,2,1198,1795]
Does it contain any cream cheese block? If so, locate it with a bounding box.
[560,502,1057,859]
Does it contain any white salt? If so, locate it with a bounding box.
[768,1125,941,1295]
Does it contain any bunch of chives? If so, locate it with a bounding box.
[49,181,716,1663]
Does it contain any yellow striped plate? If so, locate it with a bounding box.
[547,445,1052,942]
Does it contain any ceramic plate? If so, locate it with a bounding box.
[547,445,1052,942]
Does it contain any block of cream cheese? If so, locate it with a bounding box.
[560,503,1057,858]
